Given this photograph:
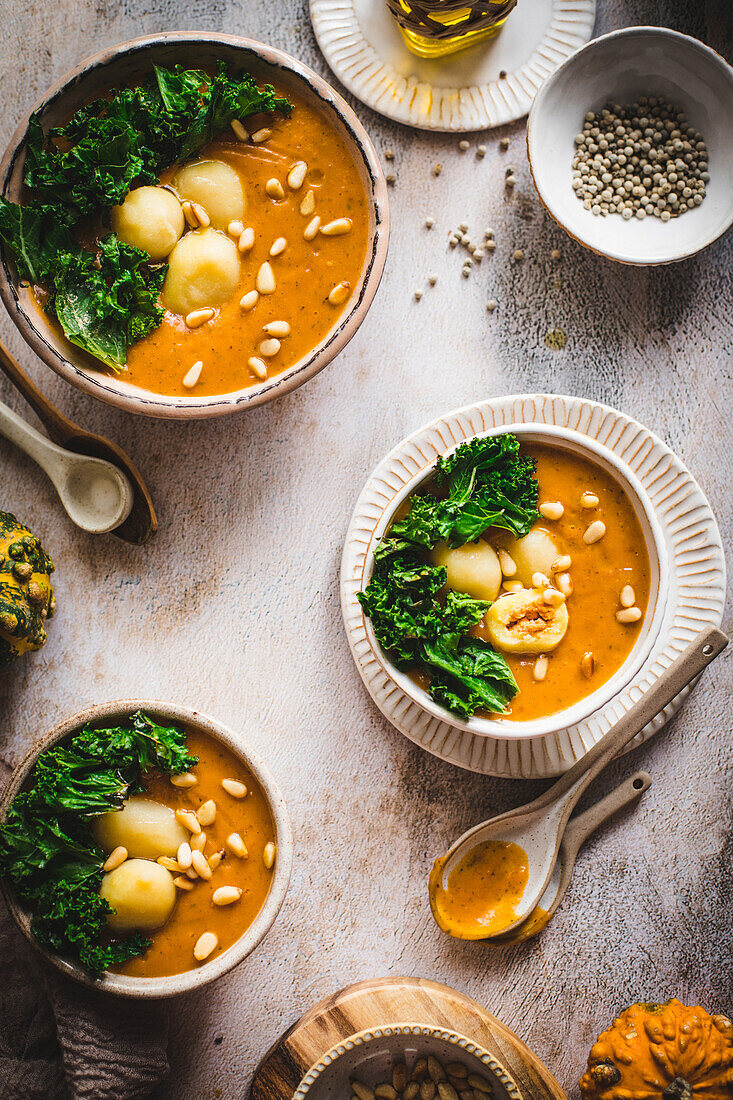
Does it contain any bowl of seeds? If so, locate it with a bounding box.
[526,26,733,264]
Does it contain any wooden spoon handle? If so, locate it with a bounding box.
[0,339,78,445]
[548,624,728,815]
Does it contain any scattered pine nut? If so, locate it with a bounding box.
[191,849,212,880]
[328,281,350,305]
[425,217,435,229]
[581,651,596,678]
[177,842,193,870]
[263,320,290,337]
[186,866,198,880]
[303,215,321,240]
[543,587,566,607]
[498,549,517,577]
[551,554,572,573]
[583,520,606,544]
[458,140,470,151]
[190,201,209,227]
[259,338,281,357]
[157,856,182,872]
[287,161,308,190]
[213,885,243,906]
[227,832,248,858]
[499,137,510,150]
[170,772,197,788]
[197,799,217,827]
[269,236,287,256]
[265,178,285,199]
[433,163,442,176]
[512,250,524,262]
[532,571,551,588]
[486,299,498,312]
[256,262,276,294]
[103,846,128,872]
[251,127,272,143]
[207,849,224,872]
[503,580,523,593]
[182,200,197,228]
[191,831,207,852]
[486,239,496,252]
[556,572,573,597]
[384,148,395,160]
[240,290,259,311]
[506,175,516,188]
[182,360,203,388]
[616,606,642,623]
[386,173,396,185]
[185,307,215,329]
[174,875,195,891]
[248,356,268,379]
[414,290,423,301]
[227,219,244,238]
[620,584,636,607]
[539,500,564,520]
[551,248,562,260]
[320,217,352,236]
[221,778,248,798]
[477,145,487,157]
[230,119,249,142]
[263,841,276,869]
[428,275,437,286]
[580,492,600,508]
[238,226,255,252]
[193,931,218,961]
[176,808,201,835]
[300,189,316,216]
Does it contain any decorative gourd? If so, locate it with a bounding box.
[0,512,56,670]
[580,999,733,1099]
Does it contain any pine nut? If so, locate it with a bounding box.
[177,842,193,870]
[468,1076,492,1094]
[581,651,595,678]
[222,778,248,798]
[248,356,268,379]
[170,772,197,788]
[532,571,551,588]
[182,360,203,388]
[620,584,636,607]
[186,866,198,880]
[193,931,218,961]
[256,262,275,294]
[103,846,128,872]
[227,833,248,858]
[190,201,209,227]
[287,161,308,190]
[583,520,606,544]
[498,549,516,577]
[240,291,259,312]
[543,587,565,607]
[263,841,276,869]
[230,119,249,142]
[185,307,215,329]
[328,281,350,305]
[351,1084,375,1100]
[197,799,217,826]
[238,227,255,252]
[228,219,245,238]
[182,200,197,228]
[320,218,352,236]
[207,848,224,872]
[259,338,281,357]
[551,555,572,573]
[533,655,548,681]
[616,606,642,623]
[176,808,201,835]
[191,831,207,852]
[251,127,272,143]
[556,571,573,597]
[539,501,564,520]
[191,849,212,880]
[263,320,290,337]
[174,875,195,891]
[303,215,321,240]
[428,1057,446,1082]
[265,178,284,199]
[503,580,523,593]
[581,492,600,508]
[269,236,287,256]
[300,189,316,215]
[157,856,182,872]
[213,885,242,906]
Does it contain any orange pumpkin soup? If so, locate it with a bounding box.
[111,729,275,978]
[430,840,530,939]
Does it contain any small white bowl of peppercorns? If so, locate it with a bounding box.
[526,26,733,265]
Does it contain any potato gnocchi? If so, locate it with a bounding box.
[162,228,240,315]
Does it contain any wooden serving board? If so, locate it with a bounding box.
[249,976,567,1100]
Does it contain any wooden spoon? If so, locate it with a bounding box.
[0,340,157,544]
[430,624,728,939]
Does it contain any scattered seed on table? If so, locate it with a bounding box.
[513,248,524,260]
[414,290,423,301]
[433,162,443,176]
[385,148,395,160]
[386,173,396,185]
[428,275,437,286]
[506,175,516,188]
[550,248,561,260]
[458,139,470,151]
[425,217,435,228]
[449,236,459,248]
[477,144,486,157]
[458,221,468,232]
[486,239,496,252]
[545,328,567,350]
[499,136,510,150]
[486,299,498,311]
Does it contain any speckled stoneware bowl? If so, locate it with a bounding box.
[294,1025,522,1099]
[0,33,389,419]
[0,700,293,998]
[355,422,669,743]
[527,27,733,265]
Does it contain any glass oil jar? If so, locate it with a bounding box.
[385,0,518,59]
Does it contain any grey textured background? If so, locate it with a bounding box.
[0,0,731,1097]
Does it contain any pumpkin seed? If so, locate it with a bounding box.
[438,1085,459,1100]
[428,1057,446,1083]
[375,1087,397,1100]
[467,1076,492,1094]
[404,1085,419,1100]
[351,1083,375,1100]
[420,1083,436,1100]
[393,1064,408,1091]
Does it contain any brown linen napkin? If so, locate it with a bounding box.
[0,895,170,1100]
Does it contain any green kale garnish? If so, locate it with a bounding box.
[358,434,539,719]
[0,63,292,369]
[0,711,197,977]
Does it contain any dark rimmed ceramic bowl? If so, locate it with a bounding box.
[0,33,390,418]
[0,699,293,998]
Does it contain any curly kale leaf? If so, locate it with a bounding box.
[424,637,518,719]
[73,710,198,781]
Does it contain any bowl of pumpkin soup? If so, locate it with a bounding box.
[0,700,292,997]
[0,33,388,418]
[356,424,668,741]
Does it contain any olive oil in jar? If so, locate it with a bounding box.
[386,0,517,58]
